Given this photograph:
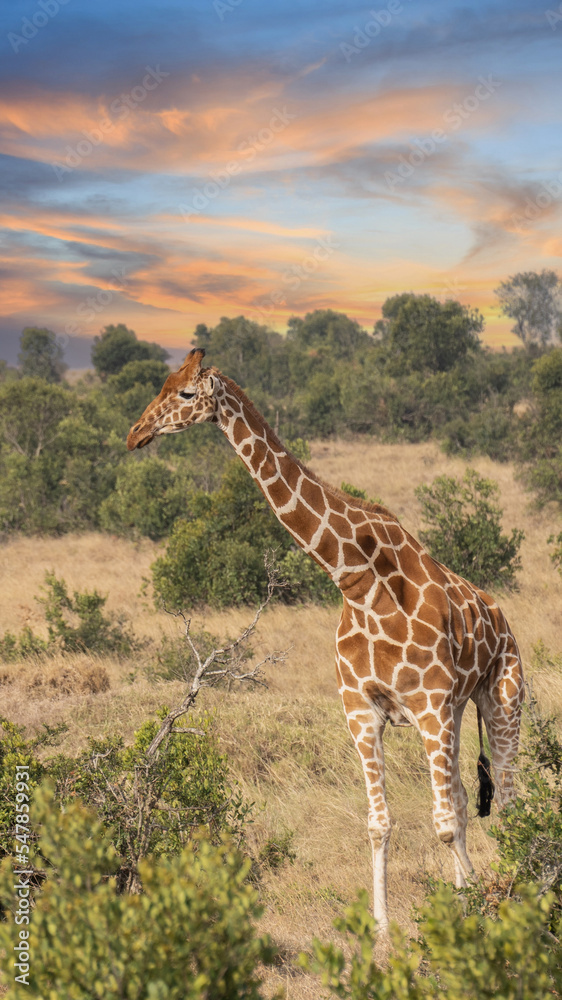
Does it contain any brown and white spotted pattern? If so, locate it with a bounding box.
[127,348,524,930]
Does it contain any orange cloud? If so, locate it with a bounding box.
[0,75,510,178]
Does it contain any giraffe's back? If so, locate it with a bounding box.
[336,509,521,722]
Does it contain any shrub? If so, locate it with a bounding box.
[302,883,562,999]
[152,458,336,608]
[280,548,340,605]
[0,573,142,662]
[258,829,296,871]
[0,379,127,534]
[40,572,141,656]
[0,706,251,889]
[415,468,524,591]
[0,627,47,661]
[0,784,274,999]
[0,718,65,860]
[49,710,251,890]
[441,403,518,462]
[487,690,562,910]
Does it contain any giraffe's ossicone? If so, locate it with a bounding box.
[127,348,524,931]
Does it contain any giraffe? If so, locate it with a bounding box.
[127,348,524,930]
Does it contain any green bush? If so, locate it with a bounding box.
[0,706,251,888]
[415,468,524,591]
[0,784,274,999]
[280,548,340,605]
[520,349,562,507]
[152,458,335,608]
[0,718,66,860]
[441,402,518,462]
[0,572,141,661]
[49,710,251,889]
[302,883,562,999]
[486,689,562,911]
[0,378,127,534]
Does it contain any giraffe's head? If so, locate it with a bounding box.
[127,348,216,450]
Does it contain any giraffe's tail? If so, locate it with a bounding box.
[476,707,494,818]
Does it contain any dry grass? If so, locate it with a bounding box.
[1,437,561,998]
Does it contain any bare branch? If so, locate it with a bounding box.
[146,554,287,759]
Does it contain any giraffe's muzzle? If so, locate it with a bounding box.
[127,424,155,450]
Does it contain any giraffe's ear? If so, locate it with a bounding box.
[178,347,206,374]
[200,372,216,397]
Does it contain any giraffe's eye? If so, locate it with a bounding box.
[178,391,195,400]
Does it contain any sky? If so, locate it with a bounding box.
[0,0,561,366]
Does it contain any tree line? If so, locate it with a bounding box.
[0,271,561,592]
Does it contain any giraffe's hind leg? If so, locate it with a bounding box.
[473,645,524,807]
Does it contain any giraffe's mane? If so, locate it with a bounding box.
[216,371,399,524]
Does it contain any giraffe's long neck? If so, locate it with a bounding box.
[215,375,400,587]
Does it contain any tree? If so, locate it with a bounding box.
[0,378,72,459]
[103,359,170,422]
[375,294,483,375]
[0,379,126,534]
[0,360,19,383]
[18,327,66,382]
[287,309,372,360]
[192,316,285,396]
[99,456,188,540]
[521,348,562,507]
[415,468,524,591]
[532,347,562,435]
[495,270,562,347]
[91,324,169,379]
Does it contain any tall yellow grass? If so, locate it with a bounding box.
[0,437,561,998]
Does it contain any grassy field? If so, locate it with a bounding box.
[1,438,561,997]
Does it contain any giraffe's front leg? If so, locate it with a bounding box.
[340,689,391,932]
[419,707,473,886]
